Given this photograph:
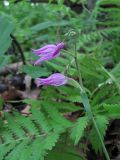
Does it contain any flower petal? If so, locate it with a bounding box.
[34,52,60,65]
[33,42,64,64]
[53,42,64,56]
[32,44,56,55]
[35,73,68,86]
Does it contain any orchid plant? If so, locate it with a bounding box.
[0,1,120,160]
[33,34,110,160]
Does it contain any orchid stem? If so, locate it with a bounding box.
[74,34,84,89]
[73,32,110,160]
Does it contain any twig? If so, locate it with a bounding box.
[10,34,26,64]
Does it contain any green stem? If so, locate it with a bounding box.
[74,34,84,89]
[63,58,74,74]
[73,33,110,160]
[92,118,110,160]
[80,91,93,119]
[81,91,110,160]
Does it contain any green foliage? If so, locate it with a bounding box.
[21,65,51,78]
[0,97,4,110]
[31,20,71,32]
[0,15,14,55]
[111,62,120,83]
[0,105,72,160]
[70,116,88,145]
[0,0,120,159]
[46,140,85,160]
[89,115,109,153]
[0,55,11,69]
[103,104,120,118]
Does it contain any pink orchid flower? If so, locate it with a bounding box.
[35,73,68,87]
[33,42,64,65]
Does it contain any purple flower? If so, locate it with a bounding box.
[33,42,64,65]
[35,73,68,87]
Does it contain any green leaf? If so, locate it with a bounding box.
[42,100,80,112]
[31,20,70,32]
[0,15,14,55]
[0,55,11,69]
[21,65,51,78]
[0,109,63,160]
[89,115,109,153]
[0,97,4,110]
[47,150,84,160]
[103,104,120,118]
[68,78,81,89]
[46,138,85,160]
[43,103,72,129]
[57,86,82,102]
[70,116,88,145]
[31,21,53,32]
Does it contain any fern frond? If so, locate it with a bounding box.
[57,86,81,103]
[91,81,119,107]
[0,108,69,160]
[111,62,120,83]
[42,102,72,128]
[103,103,120,118]
[70,116,88,145]
[46,136,85,160]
